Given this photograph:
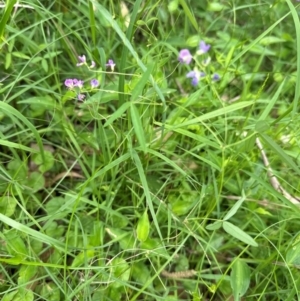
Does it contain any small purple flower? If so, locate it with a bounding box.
[197,41,211,55]
[212,73,220,81]
[178,49,193,64]
[64,79,74,89]
[77,94,86,101]
[73,79,84,89]
[90,79,99,88]
[76,55,86,66]
[186,70,205,86]
[90,61,96,68]
[106,59,115,71]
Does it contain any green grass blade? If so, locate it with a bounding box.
[259,133,300,175]
[171,101,254,129]
[131,150,163,242]
[0,0,17,42]
[0,102,45,162]
[130,103,146,151]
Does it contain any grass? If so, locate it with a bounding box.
[1,0,300,300]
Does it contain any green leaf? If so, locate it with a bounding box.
[223,194,246,221]
[109,258,130,288]
[171,101,254,129]
[206,221,223,231]
[40,282,60,301]
[0,196,17,217]
[258,78,286,121]
[136,210,150,242]
[4,230,28,258]
[104,101,131,127]
[71,247,95,267]
[223,221,258,247]
[130,103,146,151]
[130,64,154,101]
[106,228,135,250]
[286,242,300,266]
[27,171,45,192]
[42,58,48,72]
[33,150,54,173]
[259,36,286,45]
[18,265,38,285]
[12,52,30,59]
[178,0,198,30]
[3,290,18,301]
[45,197,69,219]
[259,133,300,175]
[131,262,151,285]
[230,259,251,301]
[5,52,11,69]
[0,213,66,252]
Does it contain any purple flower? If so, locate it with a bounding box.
[64,79,74,89]
[197,41,211,55]
[178,49,192,64]
[76,55,86,66]
[90,79,99,88]
[106,59,115,71]
[64,79,84,89]
[212,73,220,81]
[77,94,86,101]
[90,61,96,68]
[186,70,205,86]
[73,79,84,89]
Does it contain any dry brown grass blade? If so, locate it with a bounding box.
[255,137,300,204]
[46,171,84,187]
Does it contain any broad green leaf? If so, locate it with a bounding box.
[230,259,251,301]
[140,238,170,259]
[42,58,48,72]
[32,150,54,173]
[12,52,30,59]
[106,228,135,250]
[0,196,17,217]
[259,36,286,45]
[14,289,34,301]
[110,258,130,288]
[45,197,68,218]
[206,221,223,231]
[223,221,258,247]
[4,230,28,258]
[5,52,11,69]
[40,282,60,301]
[27,171,45,192]
[131,262,151,285]
[223,194,246,221]
[18,265,38,285]
[71,246,95,267]
[137,210,150,242]
[45,221,65,239]
[286,242,300,266]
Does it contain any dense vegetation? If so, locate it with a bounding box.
[1,0,300,300]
